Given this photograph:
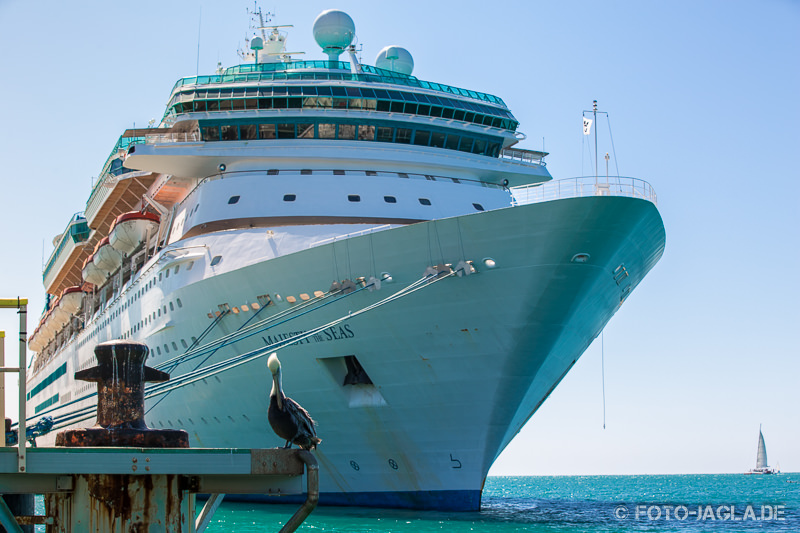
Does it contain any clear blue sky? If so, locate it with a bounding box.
[0,0,797,475]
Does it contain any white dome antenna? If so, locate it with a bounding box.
[313,10,355,63]
[375,45,414,76]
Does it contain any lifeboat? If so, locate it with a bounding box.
[93,236,122,273]
[28,327,43,352]
[59,286,84,315]
[50,296,71,329]
[109,211,160,256]
[82,254,107,287]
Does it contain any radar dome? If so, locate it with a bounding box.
[375,46,414,76]
[313,10,355,60]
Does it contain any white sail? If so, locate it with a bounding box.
[756,427,768,469]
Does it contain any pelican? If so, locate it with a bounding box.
[267,353,321,450]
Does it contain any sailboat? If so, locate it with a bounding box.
[745,425,779,475]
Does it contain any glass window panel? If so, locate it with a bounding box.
[201,126,220,141]
[396,128,412,144]
[376,126,393,142]
[376,100,391,112]
[272,98,287,109]
[441,107,454,119]
[458,137,473,152]
[417,104,431,115]
[386,90,403,100]
[348,98,363,109]
[373,89,389,99]
[464,112,475,123]
[384,196,397,203]
[360,88,376,98]
[445,134,460,150]
[316,86,332,96]
[430,131,446,148]
[403,103,418,114]
[338,124,356,139]
[428,106,443,118]
[301,87,317,95]
[245,98,258,110]
[303,97,317,108]
[472,139,487,154]
[331,87,347,96]
[288,86,302,95]
[240,124,258,140]
[231,99,245,110]
[333,98,347,109]
[453,110,466,121]
[390,101,405,113]
[277,124,295,139]
[219,89,233,97]
[259,124,276,139]
[221,125,238,140]
[363,99,377,110]
[193,101,207,112]
[297,124,314,138]
[413,130,431,146]
[288,98,302,108]
[233,88,245,97]
[318,123,336,138]
[345,87,361,97]
[358,124,375,141]
[206,89,220,98]
[317,97,332,108]
[272,87,287,96]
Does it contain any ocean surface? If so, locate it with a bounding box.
[31,473,799,531]
[201,473,799,532]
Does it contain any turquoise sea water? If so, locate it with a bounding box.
[203,474,799,532]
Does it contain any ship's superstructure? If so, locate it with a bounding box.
[25,9,665,510]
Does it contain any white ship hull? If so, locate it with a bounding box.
[28,194,664,510]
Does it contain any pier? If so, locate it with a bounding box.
[1,299,318,532]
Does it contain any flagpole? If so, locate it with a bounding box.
[593,100,598,182]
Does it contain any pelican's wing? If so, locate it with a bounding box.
[284,396,318,437]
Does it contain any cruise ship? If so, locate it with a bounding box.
[24,9,665,511]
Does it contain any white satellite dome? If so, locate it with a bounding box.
[375,45,414,76]
[313,10,355,60]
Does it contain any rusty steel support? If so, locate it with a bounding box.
[279,450,319,533]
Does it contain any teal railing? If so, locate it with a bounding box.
[171,62,507,107]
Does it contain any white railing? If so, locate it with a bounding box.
[309,224,398,248]
[511,176,658,206]
[500,147,547,165]
[145,132,200,144]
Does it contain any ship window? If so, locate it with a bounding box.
[277,124,295,139]
[210,255,222,266]
[273,98,288,109]
[445,134,460,150]
[319,123,336,138]
[201,126,220,141]
[231,99,245,111]
[376,127,393,142]
[458,137,474,152]
[221,125,238,141]
[398,172,409,178]
[163,344,169,354]
[339,124,355,140]
[174,265,180,274]
[267,169,279,175]
[376,100,390,112]
[300,169,312,175]
[348,195,361,202]
[413,130,431,146]
[365,171,377,176]
[390,101,405,113]
[297,124,314,138]
[358,125,375,141]
[228,195,240,204]
[453,110,466,121]
[473,203,485,211]
[181,339,188,349]
[172,342,178,351]
[159,273,162,281]
[165,269,170,278]
[187,261,194,271]
[240,124,258,140]
[430,132,446,148]
[418,198,432,206]
[396,128,412,144]
[156,347,161,355]
[283,194,296,202]
[259,124,276,139]
[177,298,183,308]
[333,170,345,175]
[158,309,161,317]
[169,302,174,311]
[384,196,397,204]
[472,139,487,155]
[429,106,443,118]
[441,108,454,119]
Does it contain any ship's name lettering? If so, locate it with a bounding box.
[261,324,354,347]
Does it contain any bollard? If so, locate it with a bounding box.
[48,340,190,531]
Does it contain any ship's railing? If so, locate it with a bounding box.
[145,132,200,144]
[170,63,507,107]
[309,224,400,248]
[500,148,547,166]
[511,176,658,206]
